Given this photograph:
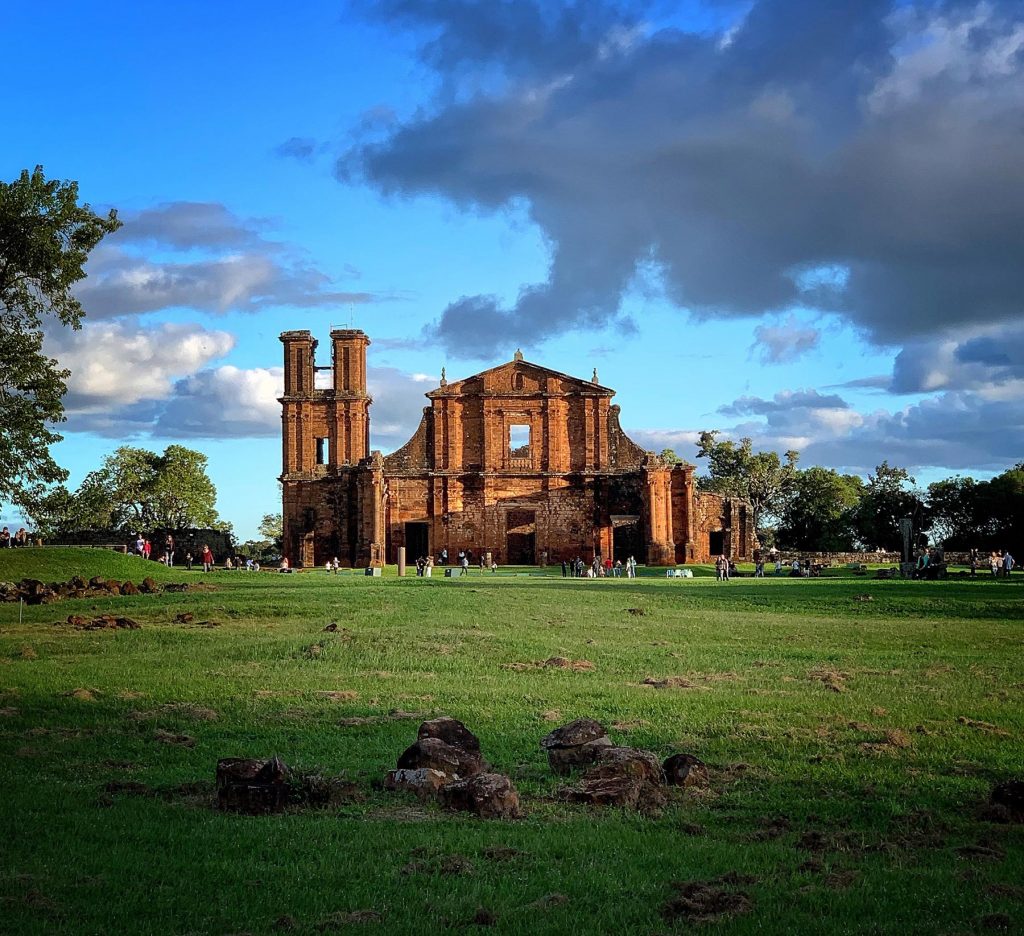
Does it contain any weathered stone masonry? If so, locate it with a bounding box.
[280,329,754,568]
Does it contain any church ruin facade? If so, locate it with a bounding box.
[279,329,754,568]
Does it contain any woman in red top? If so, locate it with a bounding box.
[201,545,214,572]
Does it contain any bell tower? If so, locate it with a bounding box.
[330,329,371,465]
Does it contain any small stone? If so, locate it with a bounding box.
[418,717,481,754]
[547,736,613,775]
[397,737,483,779]
[216,756,290,814]
[663,753,710,789]
[540,718,608,750]
[384,768,448,800]
[565,747,666,811]
[440,773,522,819]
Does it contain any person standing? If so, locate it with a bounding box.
[461,553,470,575]
[201,544,214,572]
[561,559,567,578]
[440,548,448,566]
[1003,551,1015,578]
[991,552,1001,576]
[165,534,175,567]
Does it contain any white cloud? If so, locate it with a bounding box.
[49,321,236,414]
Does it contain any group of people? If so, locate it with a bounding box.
[561,556,637,578]
[968,548,1015,577]
[0,527,30,548]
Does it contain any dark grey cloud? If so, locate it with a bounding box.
[891,323,1024,393]
[341,0,1024,357]
[77,202,373,319]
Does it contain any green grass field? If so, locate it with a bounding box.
[2,548,1022,934]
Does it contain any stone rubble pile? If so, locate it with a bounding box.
[213,715,711,819]
[543,718,710,812]
[385,717,522,819]
[1,575,189,605]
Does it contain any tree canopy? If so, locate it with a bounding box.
[29,445,221,535]
[776,467,863,552]
[848,461,928,552]
[695,431,798,534]
[0,167,120,513]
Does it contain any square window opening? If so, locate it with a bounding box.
[509,424,531,459]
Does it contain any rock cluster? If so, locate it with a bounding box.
[1,575,185,605]
[544,718,709,812]
[385,717,522,819]
[215,757,360,814]
[65,613,141,630]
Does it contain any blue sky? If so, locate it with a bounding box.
[3,0,1023,539]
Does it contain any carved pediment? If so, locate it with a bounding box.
[426,358,613,399]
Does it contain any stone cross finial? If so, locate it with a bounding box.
[440,366,447,387]
[513,348,524,361]
[592,367,599,383]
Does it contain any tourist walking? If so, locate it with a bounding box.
[165,534,175,567]
[201,544,214,572]
[1003,551,1015,578]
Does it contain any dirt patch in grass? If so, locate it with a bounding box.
[131,703,218,722]
[0,706,18,717]
[956,842,1006,862]
[642,676,698,689]
[314,690,359,702]
[824,870,860,890]
[338,709,424,727]
[611,719,649,732]
[540,709,562,722]
[808,667,850,693]
[747,815,791,842]
[152,728,196,747]
[401,849,477,877]
[662,873,756,924]
[504,657,595,672]
[986,883,1024,900]
[317,910,383,929]
[861,728,913,754]
[957,716,1011,737]
[526,893,568,910]
[62,688,99,702]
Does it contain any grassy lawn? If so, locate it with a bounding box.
[1,548,1022,934]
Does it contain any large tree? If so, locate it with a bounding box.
[29,445,220,534]
[0,167,120,512]
[777,467,863,552]
[695,431,799,534]
[850,461,928,552]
